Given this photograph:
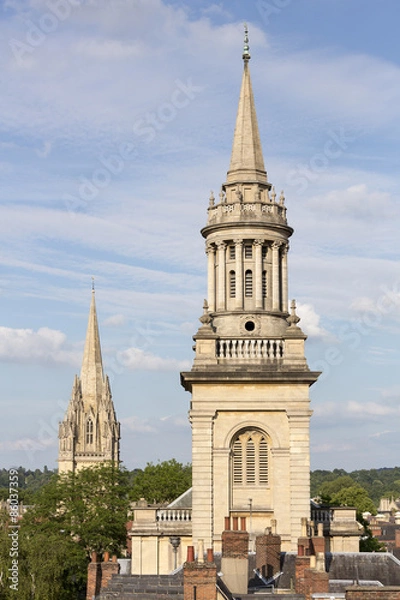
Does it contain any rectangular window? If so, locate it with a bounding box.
[229,245,236,260]
[244,244,252,259]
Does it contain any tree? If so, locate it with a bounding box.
[130,459,192,504]
[330,484,377,515]
[26,464,131,555]
[359,516,386,553]
[318,475,357,504]
[0,464,132,600]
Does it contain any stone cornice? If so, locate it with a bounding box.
[181,369,321,391]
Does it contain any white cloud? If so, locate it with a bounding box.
[103,314,126,327]
[347,400,400,417]
[75,39,142,59]
[296,302,331,340]
[120,416,157,434]
[0,326,80,366]
[117,347,191,371]
[370,430,395,439]
[0,436,56,451]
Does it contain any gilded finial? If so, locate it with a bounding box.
[243,23,251,61]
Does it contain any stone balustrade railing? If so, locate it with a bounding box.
[156,509,192,522]
[216,338,285,360]
[311,508,334,523]
[207,201,287,226]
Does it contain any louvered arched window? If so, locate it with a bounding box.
[231,429,269,487]
[229,270,236,298]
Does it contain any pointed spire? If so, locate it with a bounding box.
[80,285,104,407]
[227,25,267,185]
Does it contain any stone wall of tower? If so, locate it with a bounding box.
[185,375,314,552]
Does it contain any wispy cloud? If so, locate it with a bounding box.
[0,326,80,366]
[117,347,191,372]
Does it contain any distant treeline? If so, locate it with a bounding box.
[2,465,400,508]
[0,467,56,503]
[311,467,400,507]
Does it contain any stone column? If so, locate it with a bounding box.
[234,239,243,309]
[206,243,216,312]
[272,241,281,312]
[190,411,216,549]
[281,243,289,313]
[216,242,226,311]
[254,240,263,309]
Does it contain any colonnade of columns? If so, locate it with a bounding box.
[206,239,288,314]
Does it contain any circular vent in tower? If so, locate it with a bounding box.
[244,320,255,332]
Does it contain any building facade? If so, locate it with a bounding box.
[58,288,120,473]
[180,29,320,553]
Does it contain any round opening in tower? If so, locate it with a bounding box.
[244,320,255,332]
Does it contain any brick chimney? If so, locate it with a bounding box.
[183,545,217,600]
[86,552,101,600]
[221,516,249,595]
[255,520,281,580]
[100,553,120,590]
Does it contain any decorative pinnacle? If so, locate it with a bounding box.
[287,299,301,328]
[243,23,251,61]
[91,276,95,292]
[199,299,213,328]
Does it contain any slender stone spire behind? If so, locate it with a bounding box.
[227,24,267,185]
[80,286,104,407]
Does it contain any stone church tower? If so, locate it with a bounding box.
[58,288,120,473]
[181,29,320,552]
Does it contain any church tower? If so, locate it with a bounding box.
[58,287,120,473]
[181,28,320,552]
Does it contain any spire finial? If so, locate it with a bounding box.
[243,23,250,61]
[91,276,95,292]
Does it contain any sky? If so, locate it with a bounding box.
[1,0,400,473]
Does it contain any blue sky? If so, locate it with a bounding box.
[1,0,400,472]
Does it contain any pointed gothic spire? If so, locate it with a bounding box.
[80,285,104,407]
[227,25,267,185]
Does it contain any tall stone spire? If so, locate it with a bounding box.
[80,284,104,408]
[58,287,120,473]
[227,24,267,185]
